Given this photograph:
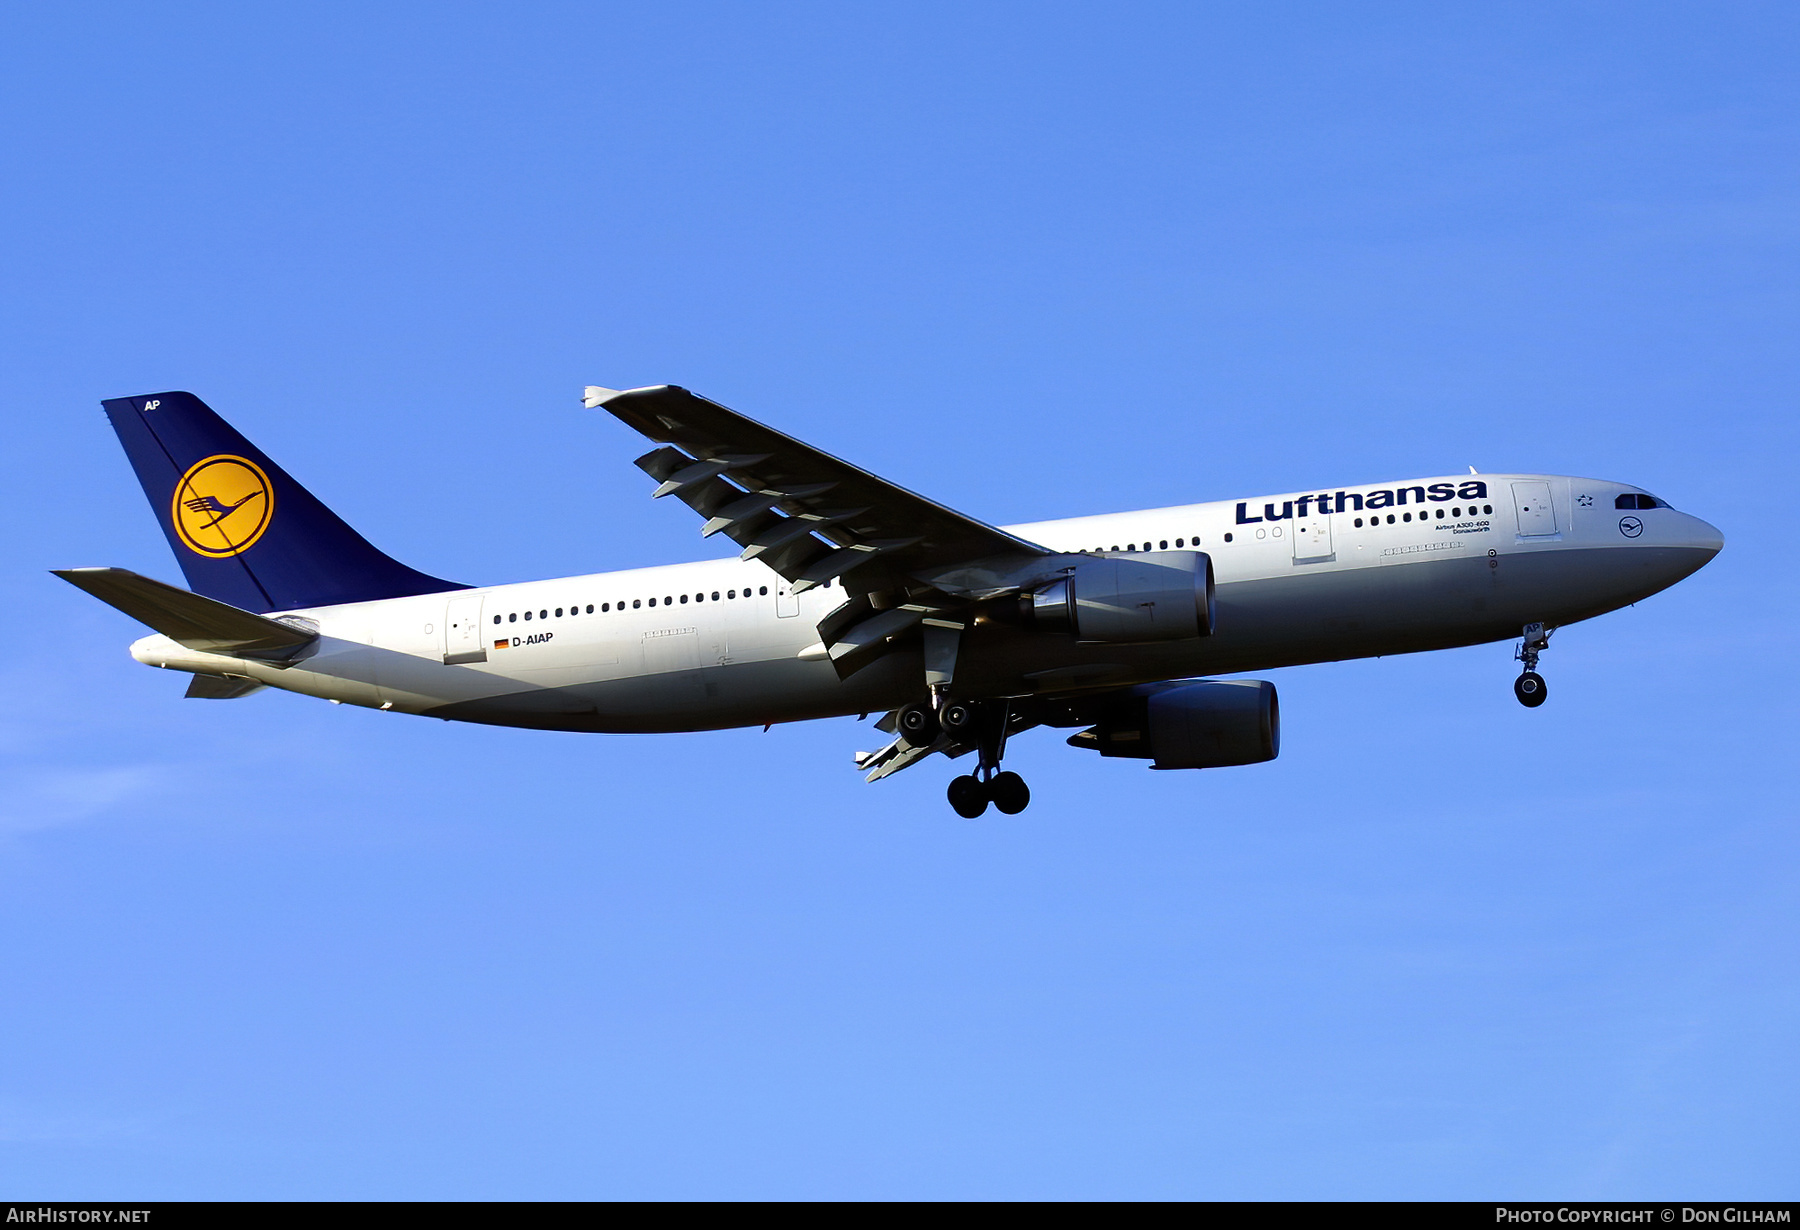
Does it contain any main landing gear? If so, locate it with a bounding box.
[949,769,1029,819]
[898,698,1032,818]
[1514,622,1553,708]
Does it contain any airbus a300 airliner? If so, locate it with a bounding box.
[59,387,1722,816]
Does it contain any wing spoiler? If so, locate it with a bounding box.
[52,567,319,662]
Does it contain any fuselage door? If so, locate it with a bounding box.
[443,594,488,664]
[1512,481,1559,537]
[1292,510,1334,563]
[775,583,800,618]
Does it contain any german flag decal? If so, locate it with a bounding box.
[492,639,510,650]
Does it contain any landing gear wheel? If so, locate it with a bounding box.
[989,771,1030,815]
[1513,623,1552,708]
[940,701,976,737]
[948,774,989,818]
[898,703,940,744]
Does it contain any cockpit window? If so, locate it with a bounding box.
[1615,493,1670,510]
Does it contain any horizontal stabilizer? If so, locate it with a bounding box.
[184,673,266,700]
[52,568,318,660]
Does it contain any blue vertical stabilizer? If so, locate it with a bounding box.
[102,391,464,612]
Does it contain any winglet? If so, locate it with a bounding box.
[583,386,622,409]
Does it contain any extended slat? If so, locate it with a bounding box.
[675,475,743,518]
[789,536,922,592]
[701,491,782,537]
[815,594,876,647]
[828,606,923,657]
[739,514,825,561]
[652,458,734,499]
[790,545,877,592]
[760,534,831,578]
[633,446,693,482]
[723,511,781,550]
[753,480,839,501]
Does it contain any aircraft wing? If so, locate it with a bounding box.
[587,385,1052,597]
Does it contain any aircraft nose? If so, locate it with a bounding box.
[1686,514,1725,556]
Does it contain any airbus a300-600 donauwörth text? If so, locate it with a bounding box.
[59,387,1722,816]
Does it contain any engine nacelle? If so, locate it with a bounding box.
[1027,551,1215,642]
[1067,679,1279,769]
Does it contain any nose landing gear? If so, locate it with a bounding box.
[943,700,1031,817]
[1514,622,1553,708]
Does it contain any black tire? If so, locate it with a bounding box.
[948,774,989,818]
[940,701,976,737]
[898,703,939,744]
[1514,671,1548,708]
[989,771,1030,815]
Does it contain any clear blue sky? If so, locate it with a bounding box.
[2,2,1795,1199]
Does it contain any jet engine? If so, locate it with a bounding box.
[1066,679,1279,769]
[1025,551,1216,642]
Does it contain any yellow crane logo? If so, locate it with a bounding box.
[170,455,274,557]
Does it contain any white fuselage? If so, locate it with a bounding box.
[128,474,1724,732]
